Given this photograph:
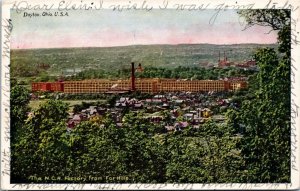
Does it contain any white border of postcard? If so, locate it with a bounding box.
[1,0,300,190]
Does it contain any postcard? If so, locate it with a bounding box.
[1,0,300,190]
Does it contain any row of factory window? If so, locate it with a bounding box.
[32,80,247,94]
[64,85,225,91]
[62,81,244,88]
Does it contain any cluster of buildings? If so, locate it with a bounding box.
[217,51,257,69]
[67,92,233,131]
[235,60,257,69]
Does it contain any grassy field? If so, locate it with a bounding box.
[29,99,106,111]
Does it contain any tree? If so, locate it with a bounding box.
[235,10,291,182]
[121,111,168,182]
[238,9,291,56]
[10,85,30,145]
[63,120,128,182]
[11,85,31,182]
[11,100,70,182]
[166,120,244,183]
[10,85,30,125]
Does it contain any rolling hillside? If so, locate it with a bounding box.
[11,43,277,78]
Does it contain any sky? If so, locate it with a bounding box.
[11,9,278,49]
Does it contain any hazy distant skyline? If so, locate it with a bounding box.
[11,9,277,49]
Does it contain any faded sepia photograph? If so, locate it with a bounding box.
[8,5,293,186]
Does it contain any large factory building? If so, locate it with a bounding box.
[32,62,247,94]
[62,79,246,93]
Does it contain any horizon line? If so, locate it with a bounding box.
[11,42,277,51]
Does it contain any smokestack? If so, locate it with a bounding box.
[218,51,220,62]
[131,62,135,91]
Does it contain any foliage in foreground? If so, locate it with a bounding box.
[233,9,291,182]
[11,98,244,183]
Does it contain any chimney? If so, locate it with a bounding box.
[131,62,136,91]
[218,51,220,62]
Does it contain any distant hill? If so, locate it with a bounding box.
[11,44,277,77]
